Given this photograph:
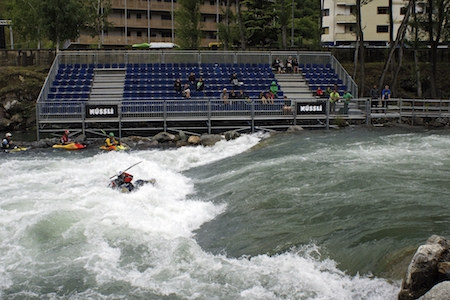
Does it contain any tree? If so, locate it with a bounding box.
[241,0,278,47]
[7,0,44,48]
[83,0,113,49]
[175,0,203,49]
[236,0,246,50]
[40,0,87,51]
[278,0,288,49]
[217,0,239,50]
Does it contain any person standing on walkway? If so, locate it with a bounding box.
[370,84,379,111]
[342,90,353,114]
[381,85,391,109]
[329,90,340,114]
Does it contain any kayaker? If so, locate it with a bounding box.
[1,132,16,150]
[110,171,135,192]
[105,132,118,147]
[60,130,71,145]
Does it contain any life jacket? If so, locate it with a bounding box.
[61,135,70,144]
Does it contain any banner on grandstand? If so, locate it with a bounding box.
[85,104,119,118]
[296,101,327,115]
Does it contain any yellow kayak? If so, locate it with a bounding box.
[5,146,30,153]
[53,143,87,150]
[99,144,128,151]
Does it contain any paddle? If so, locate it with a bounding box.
[110,161,143,179]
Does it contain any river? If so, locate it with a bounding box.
[1,127,449,299]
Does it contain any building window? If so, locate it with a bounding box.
[210,0,215,4]
[322,27,329,34]
[377,7,389,14]
[161,14,171,20]
[377,25,389,33]
[400,7,408,14]
[137,14,141,19]
[137,31,142,37]
[322,9,329,16]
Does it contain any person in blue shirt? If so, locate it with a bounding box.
[381,84,391,109]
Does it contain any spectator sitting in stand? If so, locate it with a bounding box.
[324,87,332,98]
[174,78,182,94]
[188,72,196,85]
[230,73,241,89]
[220,88,229,104]
[316,87,324,98]
[182,83,191,98]
[269,81,279,98]
[285,56,294,73]
[237,89,249,100]
[229,89,238,100]
[259,91,268,104]
[266,90,275,104]
[283,96,292,115]
[196,77,205,91]
[293,58,300,74]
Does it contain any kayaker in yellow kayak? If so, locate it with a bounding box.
[60,130,71,145]
[105,132,118,147]
[1,132,16,150]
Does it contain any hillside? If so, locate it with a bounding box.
[0,66,48,131]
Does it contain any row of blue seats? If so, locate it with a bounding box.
[55,74,94,80]
[52,80,93,87]
[299,63,332,69]
[50,86,91,93]
[47,93,90,100]
[58,68,94,74]
[123,90,284,99]
[124,85,272,93]
[125,78,275,85]
[58,63,273,70]
[309,78,343,85]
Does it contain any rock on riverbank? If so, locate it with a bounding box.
[399,235,450,300]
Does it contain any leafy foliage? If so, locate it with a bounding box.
[175,0,203,49]
[241,0,278,47]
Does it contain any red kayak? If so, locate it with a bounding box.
[52,143,87,150]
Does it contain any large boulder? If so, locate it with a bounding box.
[224,130,240,141]
[200,134,223,146]
[188,135,201,145]
[418,281,450,300]
[151,132,177,143]
[286,125,304,132]
[398,235,450,300]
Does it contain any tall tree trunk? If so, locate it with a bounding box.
[281,0,287,49]
[355,0,364,97]
[223,0,230,51]
[392,37,405,96]
[412,0,422,97]
[353,40,358,79]
[378,0,413,92]
[414,50,422,97]
[236,0,246,50]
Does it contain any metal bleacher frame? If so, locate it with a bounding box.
[36,50,358,139]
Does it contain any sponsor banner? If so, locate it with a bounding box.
[296,101,327,114]
[85,105,119,118]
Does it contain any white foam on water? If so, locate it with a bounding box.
[0,133,401,299]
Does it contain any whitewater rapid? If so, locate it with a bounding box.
[0,132,400,299]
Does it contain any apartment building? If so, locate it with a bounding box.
[321,0,411,47]
[70,0,236,48]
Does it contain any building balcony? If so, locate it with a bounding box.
[336,0,355,5]
[75,34,174,46]
[110,0,180,12]
[109,17,218,31]
[335,32,356,41]
[336,14,356,23]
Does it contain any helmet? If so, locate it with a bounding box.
[109,132,114,137]
[5,133,12,137]
[64,130,69,134]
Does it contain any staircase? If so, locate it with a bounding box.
[89,69,125,101]
[275,73,314,99]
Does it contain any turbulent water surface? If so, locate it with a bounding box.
[1,127,449,299]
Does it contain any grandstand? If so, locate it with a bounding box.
[36,50,358,139]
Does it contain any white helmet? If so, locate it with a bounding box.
[5,133,12,137]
